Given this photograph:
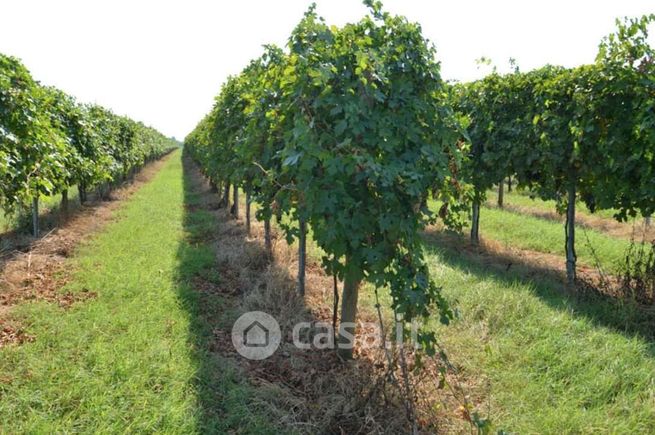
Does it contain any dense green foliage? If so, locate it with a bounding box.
[453,16,655,281]
[186,1,465,354]
[0,53,177,214]
[456,16,654,221]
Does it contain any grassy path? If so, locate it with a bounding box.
[0,151,274,433]
[349,235,655,433]
[427,198,634,274]
[347,232,655,432]
[488,188,621,220]
[421,244,655,433]
[486,188,653,240]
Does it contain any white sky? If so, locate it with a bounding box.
[0,1,653,140]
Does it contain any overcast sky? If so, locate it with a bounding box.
[1,0,653,140]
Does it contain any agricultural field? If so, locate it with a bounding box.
[1,1,655,434]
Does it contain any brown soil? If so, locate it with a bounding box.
[183,157,486,434]
[0,153,175,348]
[0,322,34,347]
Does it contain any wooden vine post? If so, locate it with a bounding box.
[245,191,251,235]
[471,194,481,245]
[32,197,39,237]
[232,185,239,218]
[565,180,577,286]
[297,216,307,297]
[337,257,361,359]
[61,189,69,219]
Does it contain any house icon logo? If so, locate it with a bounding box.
[243,320,269,347]
[232,311,281,360]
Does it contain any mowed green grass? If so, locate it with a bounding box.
[419,192,655,431]
[427,198,633,274]
[355,240,655,433]
[0,151,276,433]
[421,244,655,433]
